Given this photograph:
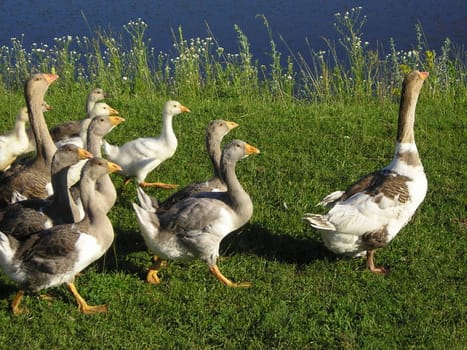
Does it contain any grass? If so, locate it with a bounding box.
[0,6,466,349]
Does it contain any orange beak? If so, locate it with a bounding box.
[43,73,59,85]
[109,116,125,126]
[226,121,239,130]
[418,71,429,80]
[180,105,191,113]
[78,148,94,160]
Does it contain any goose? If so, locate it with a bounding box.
[303,70,429,274]
[54,102,120,149]
[132,139,260,287]
[49,87,109,142]
[0,73,58,208]
[68,114,125,215]
[0,144,93,239]
[103,100,190,188]
[158,119,239,213]
[0,157,122,315]
[2,102,52,169]
[0,107,32,172]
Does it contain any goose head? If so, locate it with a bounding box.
[88,115,125,138]
[163,100,190,117]
[401,70,429,100]
[222,139,260,163]
[89,88,109,103]
[89,102,120,119]
[208,120,239,140]
[24,73,59,104]
[82,157,122,180]
[52,144,93,170]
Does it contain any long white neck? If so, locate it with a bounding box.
[161,113,177,146]
[13,118,28,140]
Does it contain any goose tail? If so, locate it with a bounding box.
[317,190,345,207]
[102,140,119,161]
[302,213,336,231]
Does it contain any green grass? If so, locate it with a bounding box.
[0,6,466,349]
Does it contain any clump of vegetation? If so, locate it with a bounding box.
[0,7,465,103]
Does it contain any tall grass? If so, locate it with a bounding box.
[0,7,465,103]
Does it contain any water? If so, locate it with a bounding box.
[0,0,465,65]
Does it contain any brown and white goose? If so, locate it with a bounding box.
[103,100,190,188]
[0,73,58,208]
[0,144,93,239]
[132,139,260,287]
[303,70,429,274]
[0,157,121,315]
[158,119,239,213]
[49,87,109,142]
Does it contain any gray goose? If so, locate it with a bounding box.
[0,144,93,239]
[132,139,260,287]
[68,114,125,216]
[49,87,109,142]
[158,119,239,213]
[303,70,429,274]
[0,73,58,208]
[0,157,121,315]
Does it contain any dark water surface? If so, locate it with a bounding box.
[1,0,465,64]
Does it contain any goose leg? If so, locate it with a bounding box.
[67,282,108,314]
[11,290,25,315]
[366,249,390,275]
[209,265,251,288]
[139,181,178,189]
[146,255,166,284]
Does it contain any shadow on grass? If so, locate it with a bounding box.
[221,223,336,266]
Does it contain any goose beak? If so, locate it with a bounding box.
[109,116,125,126]
[78,148,94,160]
[43,73,59,85]
[107,161,122,173]
[180,105,190,113]
[108,106,120,116]
[226,121,239,130]
[244,143,260,155]
[418,71,429,80]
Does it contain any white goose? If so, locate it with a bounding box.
[103,100,190,188]
[132,139,260,287]
[303,70,429,274]
[1,102,52,170]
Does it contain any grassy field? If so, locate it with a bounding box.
[0,7,465,349]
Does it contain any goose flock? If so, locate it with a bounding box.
[0,70,428,314]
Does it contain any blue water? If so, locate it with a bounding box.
[1,0,465,65]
